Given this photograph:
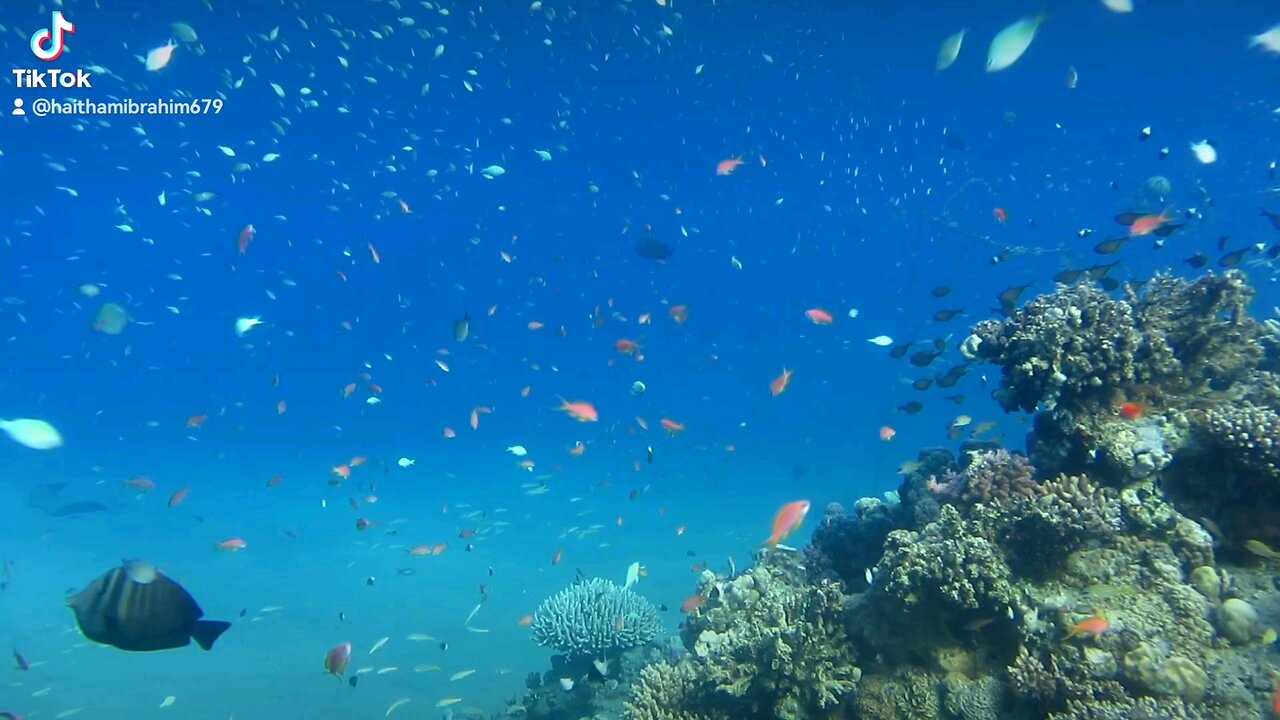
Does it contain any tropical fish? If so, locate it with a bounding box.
[0,418,63,450]
[453,313,470,342]
[556,398,598,422]
[770,368,793,396]
[766,500,810,546]
[93,303,129,334]
[936,28,967,71]
[986,14,1047,72]
[804,308,834,325]
[1063,611,1109,641]
[325,642,352,677]
[1245,539,1280,560]
[25,482,108,517]
[67,561,231,652]
[634,236,673,261]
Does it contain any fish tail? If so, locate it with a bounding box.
[191,620,232,651]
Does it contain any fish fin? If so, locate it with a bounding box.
[1153,223,1182,237]
[1113,212,1141,226]
[191,620,232,651]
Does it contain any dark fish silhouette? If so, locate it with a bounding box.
[932,308,965,322]
[633,237,673,261]
[1261,208,1280,230]
[452,313,470,342]
[1183,253,1208,269]
[929,286,951,298]
[26,482,109,518]
[67,560,230,652]
[1218,248,1251,268]
[1094,237,1130,255]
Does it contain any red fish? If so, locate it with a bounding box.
[715,157,745,176]
[1119,401,1144,420]
[168,486,190,508]
[237,224,255,255]
[1127,210,1172,237]
[615,339,641,355]
[215,538,247,552]
[993,207,1009,223]
[1063,611,1109,640]
[767,500,810,546]
[659,418,685,435]
[770,368,793,397]
[324,642,352,678]
[517,614,535,627]
[804,308,834,325]
[124,476,155,493]
[680,594,707,613]
[556,398,599,423]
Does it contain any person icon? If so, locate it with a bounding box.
[12,99,25,116]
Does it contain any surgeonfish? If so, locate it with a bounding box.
[936,28,967,71]
[0,418,64,450]
[67,560,231,652]
[986,13,1047,72]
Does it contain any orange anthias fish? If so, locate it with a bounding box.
[1118,401,1145,420]
[878,425,896,442]
[767,500,811,547]
[715,157,745,176]
[659,418,685,435]
[680,594,707,613]
[668,305,689,324]
[770,368,793,396]
[804,308,834,325]
[615,339,641,355]
[1127,210,1173,237]
[993,207,1009,224]
[1063,611,1109,641]
[124,476,155,493]
[216,538,247,552]
[237,224,255,255]
[324,642,352,678]
[186,414,208,428]
[167,486,190,508]
[556,398,599,422]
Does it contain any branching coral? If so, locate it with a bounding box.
[531,578,663,658]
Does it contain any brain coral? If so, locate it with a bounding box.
[531,578,663,658]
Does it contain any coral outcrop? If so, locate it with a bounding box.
[624,552,859,720]
[530,578,664,658]
[522,270,1280,720]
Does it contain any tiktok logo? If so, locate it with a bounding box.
[30,11,76,62]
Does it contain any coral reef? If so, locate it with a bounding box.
[624,551,859,720]
[516,271,1280,720]
[530,578,664,658]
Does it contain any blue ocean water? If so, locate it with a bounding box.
[1,0,1278,717]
